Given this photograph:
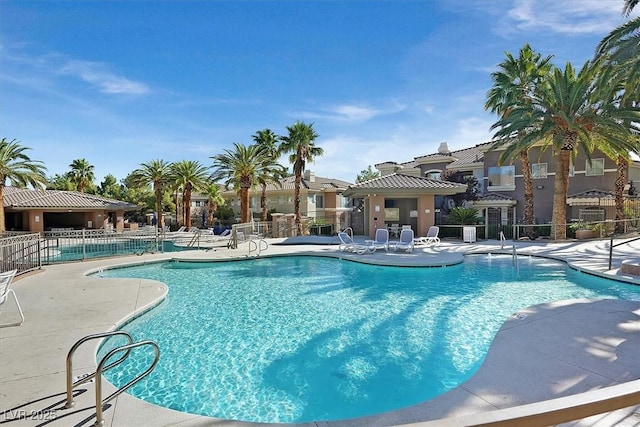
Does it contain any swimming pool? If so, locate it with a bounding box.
[44,240,189,262]
[95,255,640,423]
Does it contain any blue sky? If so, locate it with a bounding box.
[1,0,637,185]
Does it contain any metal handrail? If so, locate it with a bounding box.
[64,331,134,409]
[187,232,200,248]
[608,236,640,270]
[94,340,160,427]
[249,238,268,256]
[512,244,519,272]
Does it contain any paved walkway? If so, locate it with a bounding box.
[1,237,639,426]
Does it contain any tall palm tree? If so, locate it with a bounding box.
[490,61,639,239]
[623,0,637,16]
[203,182,225,227]
[131,159,173,230]
[211,143,272,223]
[279,121,323,234]
[252,129,286,221]
[68,158,95,193]
[169,160,210,228]
[0,138,48,232]
[595,16,640,103]
[485,44,553,234]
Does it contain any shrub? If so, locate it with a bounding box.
[446,207,480,225]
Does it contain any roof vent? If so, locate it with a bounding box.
[438,142,450,155]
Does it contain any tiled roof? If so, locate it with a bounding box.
[374,160,418,170]
[475,192,515,202]
[261,175,352,192]
[343,173,467,196]
[414,143,490,168]
[568,189,614,199]
[3,187,139,210]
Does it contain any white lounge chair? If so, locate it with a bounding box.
[370,228,389,252]
[394,229,415,252]
[338,232,373,255]
[414,226,440,246]
[0,270,24,327]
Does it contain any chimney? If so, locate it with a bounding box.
[438,142,451,155]
[304,169,315,182]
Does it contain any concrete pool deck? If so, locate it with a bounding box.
[1,237,639,426]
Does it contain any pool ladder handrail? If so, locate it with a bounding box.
[249,238,268,256]
[64,331,160,427]
[512,244,519,272]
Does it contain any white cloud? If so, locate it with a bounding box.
[289,101,406,123]
[59,59,150,95]
[503,0,629,35]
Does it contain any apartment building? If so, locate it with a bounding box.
[375,141,640,230]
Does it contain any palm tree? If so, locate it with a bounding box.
[131,159,173,230]
[490,61,639,240]
[169,160,210,228]
[593,18,640,233]
[252,129,286,221]
[623,0,637,16]
[595,16,640,103]
[203,182,225,227]
[68,158,95,193]
[279,121,323,234]
[0,138,48,232]
[485,44,553,234]
[211,143,272,223]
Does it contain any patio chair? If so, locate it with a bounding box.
[389,224,400,238]
[393,229,415,252]
[0,270,24,327]
[370,228,389,252]
[338,232,373,255]
[414,226,440,246]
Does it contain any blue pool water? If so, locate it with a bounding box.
[95,255,640,423]
[47,240,188,262]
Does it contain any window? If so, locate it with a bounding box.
[487,166,515,189]
[425,170,441,180]
[585,158,604,176]
[338,195,350,208]
[316,195,324,208]
[531,163,547,179]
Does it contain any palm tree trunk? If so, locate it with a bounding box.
[184,186,192,228]
[155,185,163,230]
[240,187,250,223]
[520,150,535,236]
[615,155,628,233]
[0,185,5,233]
[261,184,268,222]
[551,145,573,240]
[294,175,302,235]
[208,201,216,227]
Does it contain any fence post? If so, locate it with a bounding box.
[82,229,86,260]
[609,236,614,270]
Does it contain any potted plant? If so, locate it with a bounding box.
[570,222,594,239]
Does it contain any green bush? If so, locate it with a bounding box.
[445,207,480,225]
